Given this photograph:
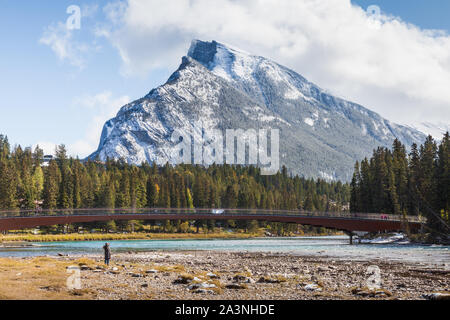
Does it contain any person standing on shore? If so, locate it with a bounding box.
[103,243,111,266]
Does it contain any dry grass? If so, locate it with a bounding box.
[0,257,97,300]
[233,271,253,278]
[0,232,258,243]
[154,264,186,273]
[72,257,97,266]
[350,286,393,298]
[207,278,225,294]
[173,273,195,284]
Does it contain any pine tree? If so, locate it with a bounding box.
[392,139,409,211]
[0,135,10,161]
[116,172,131,208]
[408,143,421,216]
[350,161,361,212]
[32,165,44,205]
[71,160,83,208]
[303,193,315,211]
[386,155,400,214]
[419,136,438,230]
[146,178,158,207]
[0,159,17,209]
[419,136,437,203]
[371,148,389,213]
[223,185,237,208]
[436,133,450,216]
[55,145,73,209]
[101,179,116,209]
[43,160,61,209]
[33,145,44,167]
[193,176,205,208]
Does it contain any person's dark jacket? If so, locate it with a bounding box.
[103,244,111,259]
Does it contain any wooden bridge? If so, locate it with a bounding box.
[0,208,424,244]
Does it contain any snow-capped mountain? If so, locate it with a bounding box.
[89,40,426,181]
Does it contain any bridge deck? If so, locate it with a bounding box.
[0,208,424,233]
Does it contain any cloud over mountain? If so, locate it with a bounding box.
[99,0,450,129]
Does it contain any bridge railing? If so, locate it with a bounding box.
[0,208,425,223]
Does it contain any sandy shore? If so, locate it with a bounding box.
[0,250,449,300]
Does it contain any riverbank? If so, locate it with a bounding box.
[359,232,450,246]
[0,232,260,243]
[0,230,342,243]
[0,250,448,300]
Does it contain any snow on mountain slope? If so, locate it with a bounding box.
[91,56,286,166]
[188,40,424,147]
[409,122,450,140]
[89,40,426,181]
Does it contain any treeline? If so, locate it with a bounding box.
[350,133,450,235]
[0,135,350,234]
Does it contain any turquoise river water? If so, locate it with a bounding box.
[1,236,449,268]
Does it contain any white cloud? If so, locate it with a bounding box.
[39,22,90,69]
[36,92,130,158]
[33,141,59,157]
[99,0,450,127]
[70,91,130,157]
[39,4,101,69]
[81,4,99,18]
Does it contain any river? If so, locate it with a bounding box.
[1,236,449,268]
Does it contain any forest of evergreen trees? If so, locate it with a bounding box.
[2,131,448,237]
[350,133,450,236]
[0,134,350,235]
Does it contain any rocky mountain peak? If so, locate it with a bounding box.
[89,40,426,181]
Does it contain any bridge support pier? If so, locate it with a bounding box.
[344,231,355,245]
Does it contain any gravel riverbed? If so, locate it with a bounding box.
[54,250,450,300]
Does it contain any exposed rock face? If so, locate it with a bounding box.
[89,40,425,181]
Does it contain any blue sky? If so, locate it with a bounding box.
[352,0,450,31]
[1,0,449,157]
[0,0,170,156]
